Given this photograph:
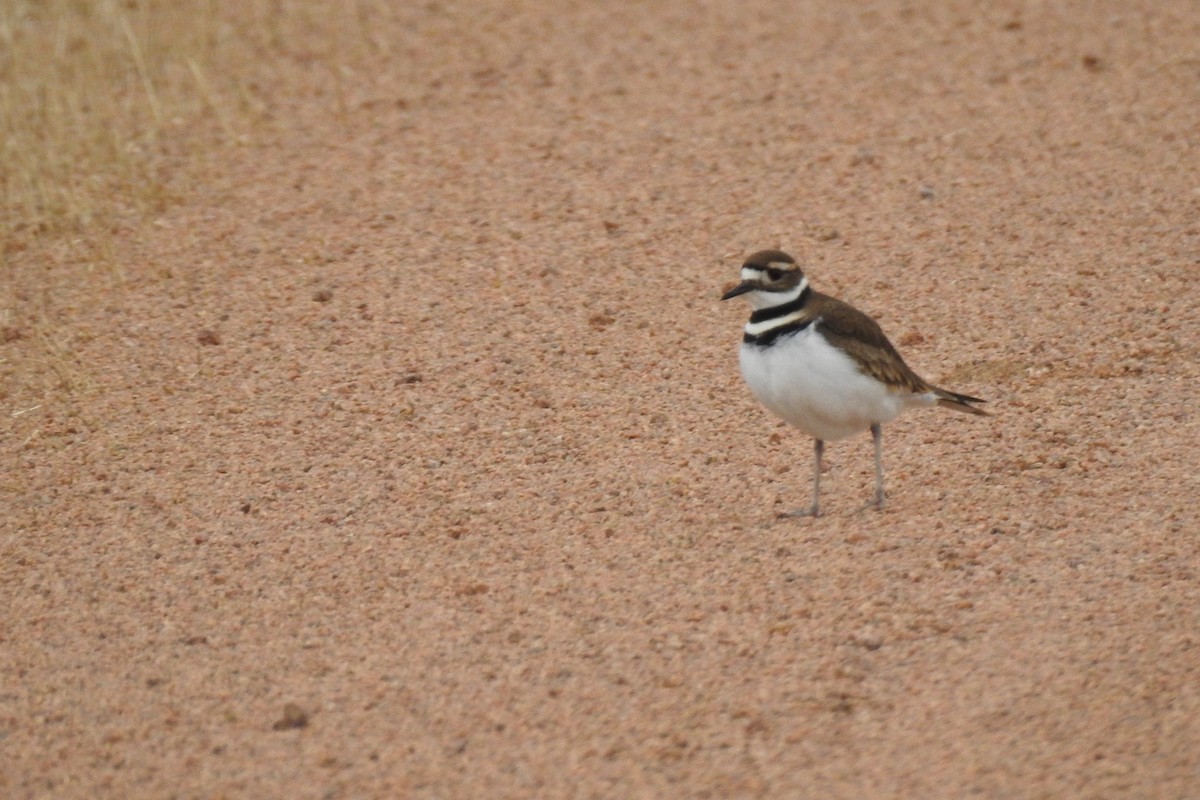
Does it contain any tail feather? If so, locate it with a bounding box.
[934,388,989,416]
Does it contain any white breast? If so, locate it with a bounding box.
[738,325,934,441]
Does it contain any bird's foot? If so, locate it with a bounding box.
[854,496,886,514]
[777,505,820,519]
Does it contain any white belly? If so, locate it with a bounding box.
[738,326,934,441]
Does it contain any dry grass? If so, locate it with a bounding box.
[0,0,403,259]
[0,1,390,421]
[0,0,223,249]
[0,0,249,425]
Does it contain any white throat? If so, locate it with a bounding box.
[744,277,809,311]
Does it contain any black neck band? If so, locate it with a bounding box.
[748,286,810,324]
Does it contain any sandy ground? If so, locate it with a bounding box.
[4,1,1200,797]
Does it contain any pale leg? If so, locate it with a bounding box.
[871,423,885,511]
[780,438,823,518]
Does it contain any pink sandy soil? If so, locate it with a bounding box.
[4,2,1199,797]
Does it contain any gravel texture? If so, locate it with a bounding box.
[4,1,1200,797]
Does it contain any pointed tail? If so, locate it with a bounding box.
[934,388,989,416]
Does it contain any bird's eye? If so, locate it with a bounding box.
[766,268,783,281]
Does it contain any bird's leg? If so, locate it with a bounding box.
[811,438,824,516]
[871,423,885,511]
[779,438,823,518]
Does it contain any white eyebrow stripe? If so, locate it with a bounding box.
[741,263,797,281]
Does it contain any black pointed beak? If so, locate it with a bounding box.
[721,281,756,301]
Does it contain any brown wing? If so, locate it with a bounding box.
[806,291,934,395]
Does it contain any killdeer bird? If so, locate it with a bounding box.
[722,249,987,517]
